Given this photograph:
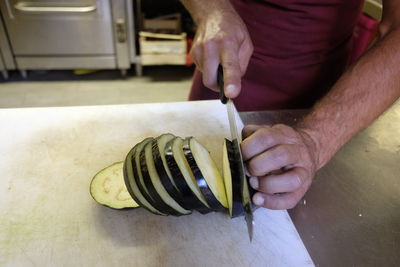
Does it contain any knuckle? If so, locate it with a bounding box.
[220,36,236,46]
[202,40,217,53]
[273,123,288,130]
[223,60,237,68]
[274,148,290,164]
[273,124,293,135]
[275,124,301,143]
[243,41,254,57]
[258,129,273,146]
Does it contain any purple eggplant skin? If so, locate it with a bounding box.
[140,141,184,216]
[164,137,212,214]
[225,139,246,218]
[131,138,162,212]
[125,139,167,215]
[183,138,225,212]
[231,138,255,217]
[122,146,145,209]
[152,137,191,210]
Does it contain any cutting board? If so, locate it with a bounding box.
[0,100,314,267]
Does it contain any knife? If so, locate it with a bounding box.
[217,66,254,241]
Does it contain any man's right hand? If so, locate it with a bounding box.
[182,0,253,98]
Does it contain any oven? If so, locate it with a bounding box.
[0,0,136,75]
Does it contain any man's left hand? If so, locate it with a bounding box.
[241,124,320,210]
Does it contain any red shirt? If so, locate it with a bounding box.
[188,0,364,111]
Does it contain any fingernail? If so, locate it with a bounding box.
[253,193,264,206]
[225,84,236,96]
[249,177,258,189]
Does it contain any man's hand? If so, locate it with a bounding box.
[241,124,320,210]
[182,0,253,98]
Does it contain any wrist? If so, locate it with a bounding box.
[296,126,324,169]
[180,0,237,25]
[295,117,337,171]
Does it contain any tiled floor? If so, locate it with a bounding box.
[0,66,194,108]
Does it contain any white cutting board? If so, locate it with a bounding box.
[0,100,314,267]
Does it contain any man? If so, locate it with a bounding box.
[181,0,400,210]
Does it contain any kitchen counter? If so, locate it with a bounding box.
[240,101,400,267]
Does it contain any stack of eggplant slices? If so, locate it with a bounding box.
[90,133,252,217]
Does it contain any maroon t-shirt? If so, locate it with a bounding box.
[188,0,364,111]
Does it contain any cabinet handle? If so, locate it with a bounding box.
[116,19,127,43]
[14,2,97,13]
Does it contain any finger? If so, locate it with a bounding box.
[238,39,253,75]
[242,124,266,139]
[250,167,307,194]
[252,190,304,210]
[246,144,299,176]
[220,41,241,98]
[201,41,220,91]
[241,127,291,161]
[190,45,203,71]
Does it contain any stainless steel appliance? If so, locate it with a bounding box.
[0,0,137,77]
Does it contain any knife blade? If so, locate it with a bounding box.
[217,66,254,241]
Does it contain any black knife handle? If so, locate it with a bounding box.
[217,65,228,104]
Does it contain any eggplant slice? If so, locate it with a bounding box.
[152,134,190,209]
[90,162,139,210]
[141,140,191,216]
[165,137,212,214]
[223,139,245,217]
[187,137,228,210]
[133,137,155,203]
[154,134,180,191]
[124,146,166,215]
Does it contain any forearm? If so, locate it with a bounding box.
[299,27,400,169]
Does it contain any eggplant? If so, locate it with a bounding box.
[165,137,212,214]
[93,134,252,220]
[90,162,139,210]
[124,146,166,215]
[222,139,245,217]
[183,138,227,211]
[140,140,191,216]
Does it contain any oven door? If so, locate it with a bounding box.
[0,0,114,56]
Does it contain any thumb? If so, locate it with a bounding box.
[221,44,242,98]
